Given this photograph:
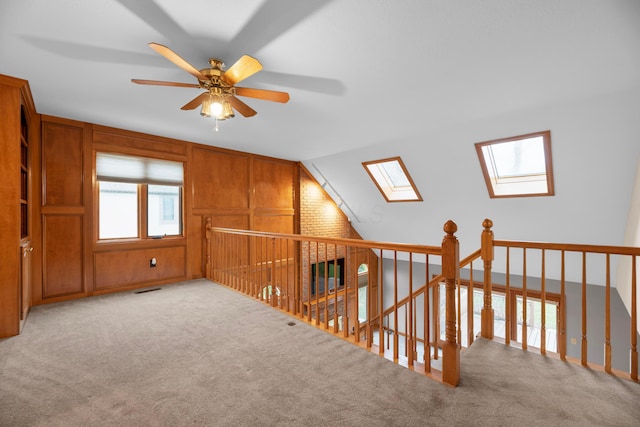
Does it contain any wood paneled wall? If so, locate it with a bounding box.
[34,118,297,304]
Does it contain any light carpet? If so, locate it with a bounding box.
[1,279,639,426]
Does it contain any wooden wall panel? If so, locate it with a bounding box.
[94,245,186,290]
[253,215,294,234]
[93,127,187,157]
[254,159,294,209]
[42,122,83,206]
[189,215,204,277]
[43,215,84,298]
[210,215,250,230]
[192,148,250,210]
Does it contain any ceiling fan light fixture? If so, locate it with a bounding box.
[135,43,288,121]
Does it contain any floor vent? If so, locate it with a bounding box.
[134,288,162,294]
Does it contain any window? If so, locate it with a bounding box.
[363,157,422,202]
[99,182,138,239]
[357,263,369,322]
[475,131,554,198]
[311,258,345,295]
[439,280,560,352]
[96,152,184,240]
[148,185,180,236]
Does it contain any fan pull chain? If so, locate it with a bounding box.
[215,118,220,132]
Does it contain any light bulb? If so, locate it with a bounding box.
[210,101,223,117]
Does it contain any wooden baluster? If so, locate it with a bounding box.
[541,249,546,356]
[425,256,431,372]
[457,264,461,346]
[205,217,212,280]
[343,244,349,339]
[505,247,510,346]
[263,236,268,299]
[241,235,246,293]
[276,238,280,303]
[295,240,301,317]
[230,234,234,288]
[256,236,260,295]
[235,234,240,290]
[252,236,258,298]
[433,279,439,361]
[408,253,414,367]
[324,243,329,330]
[229,233,233,287]
[271,238,277,307]
[333,244,339,333]
[366,249,372,348]
[280,239,286,310]
[225,233,229,284]
[217,232,222,283]
[631,256,638,381]
[228,233,233,288]
[353,247,360,342]
[285,239,290,312]
[581,251,588,366]
[522,248,527,351]
[442,220,460,387]
[393,251,399,361]
[481,219,494,339]
[468,262,474,346]
[605,253,611,373]
[314,242,319,325]
[559,250,567,361]
[379,249,385,357]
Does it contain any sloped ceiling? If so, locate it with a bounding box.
[1,1,640,269]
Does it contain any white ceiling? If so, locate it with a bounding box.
[2,1,640,277]
[1,0,637,161]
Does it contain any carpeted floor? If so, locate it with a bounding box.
[1,279,639,426]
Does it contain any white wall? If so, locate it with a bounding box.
[304,86,640,287]
[617,157,640,334]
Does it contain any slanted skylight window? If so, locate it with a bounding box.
[363,157,422,202]
[475,131,554,198]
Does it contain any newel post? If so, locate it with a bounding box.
[481,219,494,339]
[442,220,460,386]
[205,217,212,280]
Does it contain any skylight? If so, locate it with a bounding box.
[475,131,554,198]
[363,157,422,202]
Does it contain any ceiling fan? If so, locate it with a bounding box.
[132,42,290,123]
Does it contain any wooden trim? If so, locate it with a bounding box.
[494,239,640,256]
[362,156,423,203]
[475,130,554,199]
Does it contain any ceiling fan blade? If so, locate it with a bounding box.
[235,87,290,103]
[131,79,200,88]
[148,42,207,81]
[222,55,263,86]
[181,92,210,110]
[227,96,257,117]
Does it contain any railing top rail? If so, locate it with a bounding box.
[209,226,443,255]
[494,239,640,256]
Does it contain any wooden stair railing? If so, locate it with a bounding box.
[205,220,462,386]
[479,218,640,382]
[206,217,640,385]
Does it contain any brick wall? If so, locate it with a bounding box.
[299,169,363,322]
